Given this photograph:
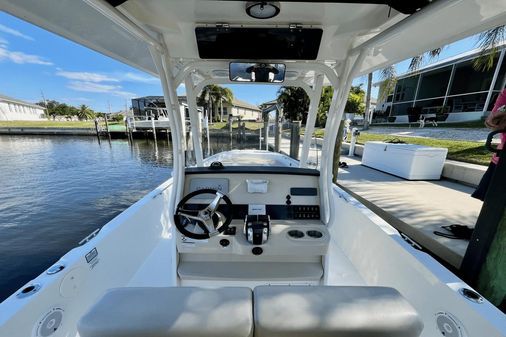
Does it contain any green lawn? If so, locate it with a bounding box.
[371,120,486,128]
[0,120,124,129]
[209,121,264,130]
[353,132,490,166]
[303,127,490,165]
[0,120,96,128]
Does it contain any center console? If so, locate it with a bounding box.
[177,167,329,285]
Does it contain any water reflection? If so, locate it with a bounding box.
[0,135,172,302]
[0,131,265,302]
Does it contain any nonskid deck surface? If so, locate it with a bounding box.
[177,245,365,287]
[338,155,480,269]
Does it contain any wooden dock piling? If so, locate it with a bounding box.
[104,115,111,140]
[290,121,301,160]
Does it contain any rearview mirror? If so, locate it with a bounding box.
[229,63,285,83]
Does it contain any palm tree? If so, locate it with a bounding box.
[217,86,233,122]
[363,72,373,130]
[77,104,94,120]
[198,85,233,122]
[277,86,310,123]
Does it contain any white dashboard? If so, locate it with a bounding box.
[176,166,328,258]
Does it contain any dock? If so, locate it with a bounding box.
[268,132,483,270]
[337,155,480,269]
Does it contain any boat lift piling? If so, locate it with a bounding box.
[94,118,101,144]
[104,115,111,141]
[229,116,233,149]
[274,107,282,152]
[151,117,157,142]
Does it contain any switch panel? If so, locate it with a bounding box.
[293,205,320,219]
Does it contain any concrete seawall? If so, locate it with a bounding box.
[0,127,96,136]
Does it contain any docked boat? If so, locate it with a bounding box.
[0,1,505,336]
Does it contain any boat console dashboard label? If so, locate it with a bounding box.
[189,178,229,195]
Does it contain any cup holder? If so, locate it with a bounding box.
[288,230,305,239]
[307,230,323,238]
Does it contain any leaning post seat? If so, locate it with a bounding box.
[77,287,253,337]
[253,285,424,337]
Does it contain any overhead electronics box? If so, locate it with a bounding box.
[195,27,323,60]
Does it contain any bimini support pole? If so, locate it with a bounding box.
[185,75,204,166]
[320,51,368,224]
[149,47,185,211]
[300,74,324,168]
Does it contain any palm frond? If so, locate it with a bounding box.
[428,48,443,59]
[378,65,397,102]
[380,65,396,80]
[408,55,424,73]
[473,25,505,71]
[408,48,442,73]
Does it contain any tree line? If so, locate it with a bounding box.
[37,100,123,121]
[277,85,365,127]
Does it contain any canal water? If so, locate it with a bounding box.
[0,135,173,302]
[0,132,266,302]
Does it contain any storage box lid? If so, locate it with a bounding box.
[364,141,448,154]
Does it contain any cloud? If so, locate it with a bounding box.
[56,69,158,85]
[56,70,119,82]
[0,23,34,41]
[68,81,136,98]
[0,45,53,65]
[0,37,7,45]
[59,97,93,103]
[120,72,158,83]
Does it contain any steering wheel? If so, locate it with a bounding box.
[174,189,233,240]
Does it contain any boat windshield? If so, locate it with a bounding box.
[184,84,322,169]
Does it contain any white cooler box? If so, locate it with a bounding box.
[362,141,448,180]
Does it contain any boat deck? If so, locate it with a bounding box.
[337,155,481,269]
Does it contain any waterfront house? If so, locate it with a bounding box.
[0,94,46,121]
[132,96,261,122]
[374,43,506,123]
[221,98,262,121]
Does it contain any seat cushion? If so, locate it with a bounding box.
[253,285,423,337]
[78,287,253,337]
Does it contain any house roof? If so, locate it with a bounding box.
[0,94,45,110]
[232,98,260,111]
[373,42,506,86]
[395,42,506,81]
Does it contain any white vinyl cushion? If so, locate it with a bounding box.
[253,285,423,337]
[77,287,253,337]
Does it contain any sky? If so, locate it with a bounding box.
[0,10,491,112]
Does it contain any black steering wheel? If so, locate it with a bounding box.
[174,189,233,240]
